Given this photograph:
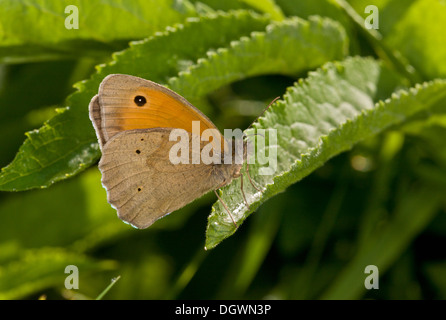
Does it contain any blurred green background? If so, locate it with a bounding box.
[0,0,446,300]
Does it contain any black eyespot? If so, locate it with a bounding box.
[137,187,142,192]
[140,138,144,141]
[136,149,141,154]
[134,95,147,106]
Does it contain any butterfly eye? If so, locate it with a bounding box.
[134,95,147,107]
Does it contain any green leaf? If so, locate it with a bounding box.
[276,0,350,24]
[168,16,348,104]
[383,0,446,80]
[205,57,446,249]
[191,0,284,20]
[339,0,446,81]
[0,0,197,63]
[188,0,249,12]
[0,247,116,299]
[333,0,421,84]
[275,0,359,53]
[347,0,416,36]
[239,0,284,20]
[0,10,271,191]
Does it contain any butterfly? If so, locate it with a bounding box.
[89,74,263,229]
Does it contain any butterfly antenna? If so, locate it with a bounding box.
[214,189,238,228]
[244,132,264,139]
[246,96,281,131]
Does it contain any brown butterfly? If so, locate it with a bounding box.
[89,74,262,229]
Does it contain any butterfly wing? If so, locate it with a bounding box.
[91,74,221,145]
[99,128,226,229]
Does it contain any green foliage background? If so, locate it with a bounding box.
[0,0,445,299]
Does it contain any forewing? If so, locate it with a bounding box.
[98,74,220,143]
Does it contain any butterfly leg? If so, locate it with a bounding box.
[240,174,250,210]
[214,189,238,228]
[246,161,263,193]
